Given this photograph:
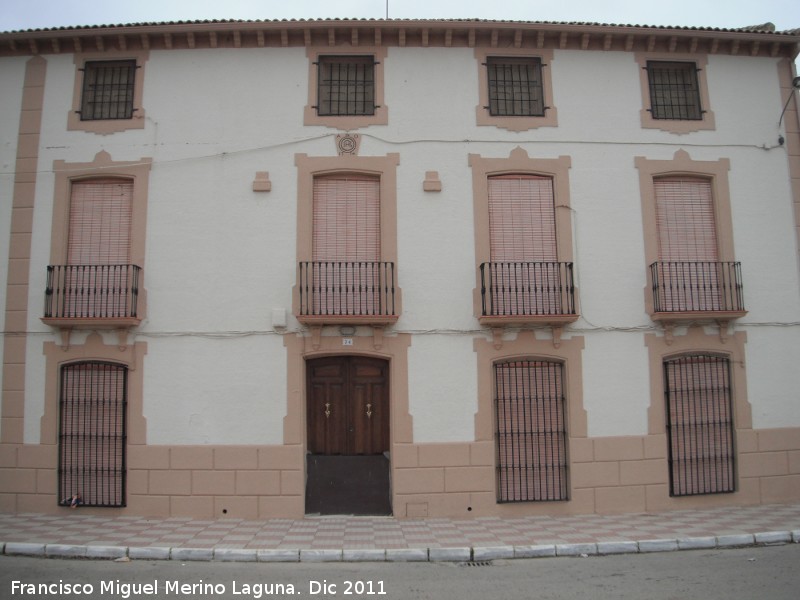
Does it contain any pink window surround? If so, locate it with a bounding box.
[635,52,715,134]
[43,152,151,332]
[304,46,388,129]
[293,153,401,327]
[68,50,149,134]
[475,47,558,132]
[635,151,744,321]
[470,148,577,328]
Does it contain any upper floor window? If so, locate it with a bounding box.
[646,61,702,121]
[68,52,148,134]
[80,60,137,121]
[486,57,545,117]
[475,48,557,131]
[293,153,401,325]
[636,151,744,319]
[317,55,376,116]
[470,148,577,325]
[304,48,388,128]
[635,53,714,133]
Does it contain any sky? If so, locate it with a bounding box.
[1,0,799,33]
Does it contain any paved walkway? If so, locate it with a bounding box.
[1,504,798,562]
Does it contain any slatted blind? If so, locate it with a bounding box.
[489,175,557,261]
[495,360,568,502]
[68,179,133,265]
[313,175,380,261]
[655,177,718,261]
[59,362,127,507]
[664,355,735,496]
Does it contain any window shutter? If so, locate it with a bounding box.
[68,179,133,265]
[655,177,718,261]
[489,175,557,262]
[312,175,380,261]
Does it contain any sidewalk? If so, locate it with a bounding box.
[1,503,799,562]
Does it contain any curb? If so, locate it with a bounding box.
[1,531,797,563]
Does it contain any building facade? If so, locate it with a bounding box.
[1,19,799,519]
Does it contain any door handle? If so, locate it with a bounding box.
[366,403,372,419]
[325,402,331,419]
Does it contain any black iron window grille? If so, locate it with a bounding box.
[44,264,141,319]
[79,60,137,121]
[664,355,736,496]
[480,261,576,317]
[299,261,396,317]
[646,61,703,120]
[59,362,127,507]
[495,360,568,503]
[650,261,744,313]
[316,56,376,116]
[486,57,546,117]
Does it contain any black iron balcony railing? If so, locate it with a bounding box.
[480,261,576,318]
[45,264,141,320]
[299,261,396,318]
[650,261,745,313]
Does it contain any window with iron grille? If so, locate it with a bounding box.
[487,57,545,117]
[495,360,568,502]
[58,362,127,507]
[80,60,137,121]
[664,355,736,497]
[646,61,703,120]
[317,56,376,116]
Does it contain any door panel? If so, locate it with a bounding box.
[307,356,389,456]
[306,355,391,515]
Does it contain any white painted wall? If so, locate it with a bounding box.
[581,331,651,437]
[4,42,800,445]
[144,335,286,444]
[745,328,800,428]
[407,335,477,442]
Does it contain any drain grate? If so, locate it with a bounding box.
[458,560,493,567]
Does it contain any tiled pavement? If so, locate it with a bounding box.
[1,504,798,562]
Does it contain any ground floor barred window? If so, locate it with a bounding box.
[495,359,568,502]
[58,361,127,507]
[664,354,736,496]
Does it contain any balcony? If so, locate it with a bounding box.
[479,261,578,327]
[42,264,142,329]
[649,261,746,322]
[297,261,398,326]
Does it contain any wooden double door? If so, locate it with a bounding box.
[305,356,391,515]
